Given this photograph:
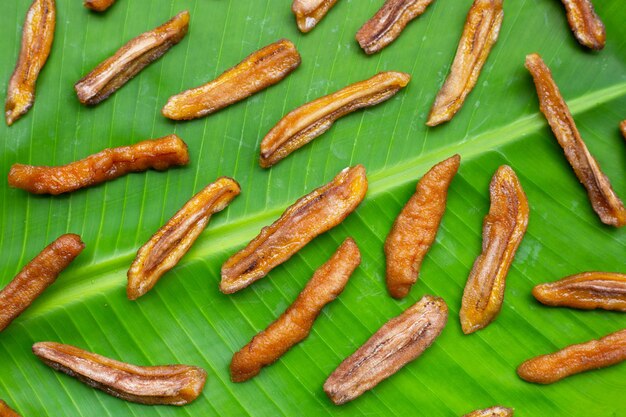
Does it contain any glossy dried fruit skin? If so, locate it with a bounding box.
[5,0,55,126]
[260,72,410,167]
[84,0,116,12]
[292,0,338,33]
[517,328,626,384]
[74,11,189,105]
[356,0,435,54]
[384,154,460,299]
[525,53,626,227]
[460,166,529,335]
[560,0,605,50]
[0,400,21,417]
[621,121,626,140]
[162,39,301,120]
[220,165,367,294]
[324,295,447,405]
[33,342,207,405]
[462,406,514,417]
[128,177,240,300]
[426,0,503,127]
[533,272,626,312]
[230,238,361,382]
[8,135,189,195]
[0,234,84,333]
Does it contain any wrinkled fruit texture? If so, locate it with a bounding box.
[560,0,605,50]
[462,406,514,417]
[292,0,338,33]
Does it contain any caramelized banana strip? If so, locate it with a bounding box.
[385,154,460,299]
[230,238,361,382]
[260,72,410,168]
[427,0,503,127]
[620,121,626,140]
[463,406,513,417]
[220,165,367,294]
[0,234,84,333]
[162,39,301,120]
[128,177,241,300]
[517,328,626,384]
[5,0,55,126]
[356,0,435,54]
[460,166,529,335]
[8,135,189,195]
[525,53,626,227]
[75,11,189,105]
[324,295,448,405]
[33,342,207,405]
[0,400,21,417]
[533,272,626,312]
[292,0,338,33]
[84,0,116,12]
[560,0,605,50]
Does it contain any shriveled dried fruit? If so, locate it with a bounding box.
[128,177,241,300]
[384,154,460,299]
[0,400,21,417]
[0,234,84,333]
[460,166,529,335]
[162,39,301,120]
[517,328,626,384]
[230,238,361,382]
[621,121,626,140]
[560,0,605,50]
[260,72,410,167]
[292,0,338,33]
[526,53,626,227]
[8,135,189,195]
[75,11,189,105]
[220,165,367,294]
[33,342,206,405]
[356,0,435,54]
[533,272,626,312]
[427,0,503,127]
[324,295,447,405]
[84,0,116,12]
[5,0,55,126]
[462,406,514,417]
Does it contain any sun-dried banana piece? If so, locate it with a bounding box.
[292,0,338,33]
[0,400,21,417]
[84,0,116,12]
[560,0,605,50]
[463,406,514,417]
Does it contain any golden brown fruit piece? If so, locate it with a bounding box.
[5,0,55,126]
[260,72,410,167]
[32,342,207,405]
[426,0,503,127]
[84,0,116,12]
[0,234,84,333]
[74,11,189,105]
[560,0,605,50]
[162,39,301,120]
[292,0,338,33]
[356,0,435,54]
[462,406,513,417]
[0,400,21,417]
[230,238,361,382]
[324,295,448,405]
[620,121,626,140]
[533,272,626,312]
[128,177,241,300]
[220,165,367,294]
[460,166,529,335]
[8,135,189,195]
[384,154,460,299]
[517,328,626,384]
[525,53,626,227]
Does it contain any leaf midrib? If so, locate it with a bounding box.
[18,80,626,321]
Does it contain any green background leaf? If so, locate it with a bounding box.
[1,0,625,415]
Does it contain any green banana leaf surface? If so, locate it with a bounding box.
[1,0,625,415]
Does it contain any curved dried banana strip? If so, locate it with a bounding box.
[526,53,626,227]
[463,406,514,417]
[560,0,605,50]
[292,0,338,33]
[0,400,21,417]
[5,0,55,126]
[460,165,529,335]
[220,165,367,294]
[84,0,116,12]
[260,71,410,168]
[128,177,241,300]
